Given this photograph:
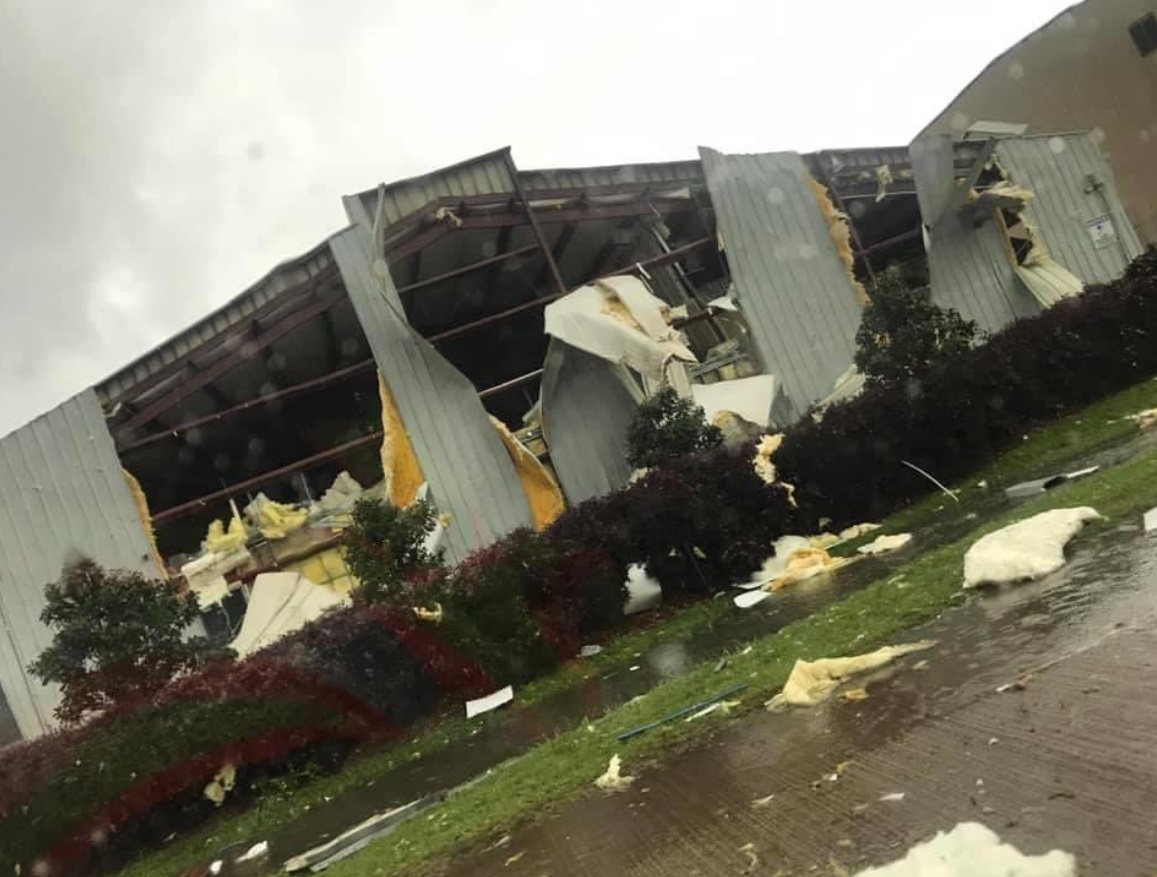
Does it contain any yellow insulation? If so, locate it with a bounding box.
[489,415,564,530]
[806,175,869,306]
[285,546,357,598]
[378,372,425,508]
[122,469,167,579]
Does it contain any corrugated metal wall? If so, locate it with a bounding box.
[699,147,862,420]
[911,135,1040,334]
[0,390,161,739]
[540,340,638,505]
[342,149,516,231]
[996,134,1144,285]
[519,160,702,192]
[329,225,533,561]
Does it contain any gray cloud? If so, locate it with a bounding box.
[0,0,1074,436]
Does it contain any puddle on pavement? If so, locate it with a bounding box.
[213,434,1155,875]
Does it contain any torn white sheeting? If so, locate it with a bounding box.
[465,685,514,719]
[706,294,739,312]
[857,533,913,555]
[734,589,770,609]
[543,275,695,383]
[234,841,270,864]
[691,375,779,427]
[766,642,935,709]
[852,822,1075,877]
[229,572,350,658]
[624,563,663,615]
[318,471,364,514]
[962,507,1101,589]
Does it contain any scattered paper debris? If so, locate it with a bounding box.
[766,642,935,709]
[740,842,760,874]
[466,685,514,719]
[1126,407,1157,429]
[208,862,222,877]
[504,851,524,867]
[1004,466,1099,499]
[734,589,771,609]
[996,673,1033,693]
[751,793,776,808]
[594,755,635,792]
[963,507,1102,588]
[624,564,663,615]
[878,792,906,803]
[912,659,930,671]
[839,522,881,541]
[580,645,603,657]
[857,533,912,555]
[235,841,269,864]
[849,822,1075,876]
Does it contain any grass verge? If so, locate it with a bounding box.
[322,443,1157,877]
[116,377,1157,877]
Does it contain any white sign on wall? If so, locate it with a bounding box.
[1085,214,1118,249]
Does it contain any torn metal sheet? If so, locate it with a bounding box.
[1004,465,1099,499]
[466,685,514,719]
[331,226,533,561]
[540,339,638,505]
[995,133,1143,285]
[1014,259,1083,307]
[700,148,862,418]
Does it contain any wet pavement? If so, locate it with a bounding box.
[436,523,1157,877]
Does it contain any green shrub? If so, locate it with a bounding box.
[341,497,445,605]
[28,558,222,725]
[854,267,977,390]
[626,386,723,470]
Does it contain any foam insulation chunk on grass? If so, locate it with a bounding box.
[594,755,634,792]
[963,507,1101,589]
[851,822,1075,876]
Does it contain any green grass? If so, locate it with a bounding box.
[318,443,1157,876]
[115,376,1157,877]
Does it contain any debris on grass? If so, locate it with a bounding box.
[503,851,524,867]
[619,684,747,740]
[751,793,776,808]
[594,755,635,792]
[878,792,906,803]
[766,642,935,709]
[996,673,1033,693]
[840,687,870,702]
[740,842,760,874]
[234,841,269,864]
[466,686,514,719]
[857,533,913,555]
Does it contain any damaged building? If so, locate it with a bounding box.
[0,133,1143,742]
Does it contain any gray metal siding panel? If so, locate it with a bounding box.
[329,227,532,562]
[927,214,1040,335]
[995,134,1144,286]
[699,148,862,419]
[540,340,637,505]
[911,135,1039,335]
[0,390,161,738]
[519,161,703,191]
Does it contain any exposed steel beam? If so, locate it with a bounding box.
[396,243,540,296]
[105,268,336,414]
[478,368,545,399]
[458,198,694,231]
[117,286,349,437]
[118,358,379,453]
[152,430,385,525]
[507,151,566,298]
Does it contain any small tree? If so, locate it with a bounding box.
[29,558,217,724]
[854,268,977,389]
[341,497,445,605]
[626,386,724,470]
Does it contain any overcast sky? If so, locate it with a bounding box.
[0,0,1075,437]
